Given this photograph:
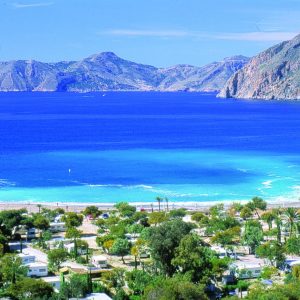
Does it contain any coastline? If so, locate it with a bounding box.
[1,198,299,213]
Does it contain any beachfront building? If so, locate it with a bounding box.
[27,262,48,277]
[91,255,108,268]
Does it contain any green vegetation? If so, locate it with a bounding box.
[1,197,300,299]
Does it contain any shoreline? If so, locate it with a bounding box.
[0,198,299,213]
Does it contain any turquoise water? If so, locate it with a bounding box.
[0,92,300,204]
[0,149,299,204]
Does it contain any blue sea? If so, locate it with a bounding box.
[1,91,300,204]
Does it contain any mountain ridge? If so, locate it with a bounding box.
[0,53,249,92]
[219,34,300,100]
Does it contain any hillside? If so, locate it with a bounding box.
[219,34,300,100]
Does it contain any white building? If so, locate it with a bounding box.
[91,255,108,268]
[27,262,48,277]
[42,276,61,291]
[84,293,112,300]
[50,222,66,233]
[18,253,35,264]
[65,242,88,255]
[230,255,266,279]
[26,228,37,239]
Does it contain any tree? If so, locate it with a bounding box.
[143,275,208,300]
[240,206,253,219]
[65,227,82,258]
[60,274,89,299]
[245,282,300,300]
[148,212,168,226]
[131,245,139,269]
[115,202,136,218]
[285,237,300,255]
[0,234,9,256]
[147,219,194,276]
[172,233,220,283]
[33,214,50,246]
[126,270,152,296]
[191,212,207,223]
[82,206,102,219]
[169,208,187,219]
[111,238,130,264]
[262,211,276,230]
[0,254,28,284]
[256,241,285,267]
[246,197,267,219]
[210,226,241,247]
[0,209,27,236]
[209,203,224,218]
[63,212,83,228]
[242,220,264,254]
[284,207,299,237]
[7,277,54,300]
[260,266,278,279]
[156,197,163,212]
[48,248,69,271]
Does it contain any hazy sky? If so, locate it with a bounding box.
[1,0,300,66]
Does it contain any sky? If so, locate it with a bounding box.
[0,0,300,67]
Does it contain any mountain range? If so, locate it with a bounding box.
[220,33,300,100]
[0,53,249,92]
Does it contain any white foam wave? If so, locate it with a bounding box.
[262,180,272,188]
[0,179,16,187]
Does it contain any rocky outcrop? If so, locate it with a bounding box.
[0,53,249,92]
[219,34,300,100]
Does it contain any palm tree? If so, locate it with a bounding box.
[273,208,283,244]
[284,207,299,237]
[156,197,163,212]
[165,197,169,212]
[37,204,42,214]
[261,211,276,230]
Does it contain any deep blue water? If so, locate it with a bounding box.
[0,91,300,204]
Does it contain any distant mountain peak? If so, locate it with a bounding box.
[0,52,249,92]
[87,52,120,61]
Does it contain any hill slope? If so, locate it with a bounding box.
[0,53,249,92]
[219,34,300,100]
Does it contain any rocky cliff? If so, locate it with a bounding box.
[219,34,300,100]
[0,52,249,92]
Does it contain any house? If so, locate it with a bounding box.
[91,255,108,268]
[18,253,35,264]
[231,262,263,279]
[50,222,66,233]
[65,242,88,255]
[230,255,266,279]
[27,262,48,277]
[42,276,61,291]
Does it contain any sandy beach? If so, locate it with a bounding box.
[1,198,299,213]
